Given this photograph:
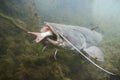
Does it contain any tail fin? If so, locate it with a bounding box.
[28,32,43,43]
[28,31,53,43]
[84,46,104,61]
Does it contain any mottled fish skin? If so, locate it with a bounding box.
[45,22,102,48]
[45,22,104,61]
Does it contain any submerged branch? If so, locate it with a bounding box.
[0,12,29,32]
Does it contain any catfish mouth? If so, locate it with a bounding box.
[44,25,61,45]
[46,25,60,41]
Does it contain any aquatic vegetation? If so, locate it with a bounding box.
[0,0,120,80]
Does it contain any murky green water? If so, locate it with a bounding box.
[0,0,120,80]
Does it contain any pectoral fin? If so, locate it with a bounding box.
[84,46,104,61]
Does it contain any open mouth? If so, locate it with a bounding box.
[42,25,62,46]
[45,25,59,41]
